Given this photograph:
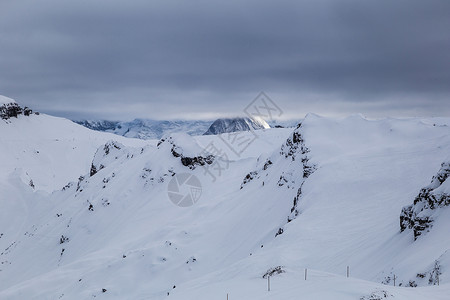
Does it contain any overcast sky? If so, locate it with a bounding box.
[0,0,449,120]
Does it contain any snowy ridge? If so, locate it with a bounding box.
[203,116,270,135]
[0,108,147,193]
[239,120,316,226]
[157,135,215,170]
[1,112,450,299]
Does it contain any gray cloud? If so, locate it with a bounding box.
[0,0,449,120]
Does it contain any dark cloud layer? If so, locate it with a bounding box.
[1,0,449,120]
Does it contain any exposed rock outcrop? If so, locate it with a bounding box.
[239,122,317,228]
[0,95,36,121]
[400,162,450,239]
[282,123,317,221]
[158,136,214,170]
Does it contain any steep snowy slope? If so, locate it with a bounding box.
[0,99,150,297]
[0,111,148,193]
[0,113,449,299]
[237,114,450,287]
[203,116,270,135]
[0,95,13,104]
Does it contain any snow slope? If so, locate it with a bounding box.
[1,110,450,300]
[0,113,148,193]
[0,95,16,105]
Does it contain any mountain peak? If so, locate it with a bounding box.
[203,116,270,135]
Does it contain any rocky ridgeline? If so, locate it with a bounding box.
[0,102,34,120]
[239,122,316,235]
[279,123,317,221]
[280,123,316,178]
[239,123,315,189]
[400,162,450,239]
[87,137,215,194]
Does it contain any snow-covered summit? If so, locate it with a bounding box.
[203,116,270,135]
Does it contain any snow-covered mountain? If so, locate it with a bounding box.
[203,116,270,135]
[74,119,213,140]
[74,120,119,132]
[1,98,450,299]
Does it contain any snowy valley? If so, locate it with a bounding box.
[1,97,450,300]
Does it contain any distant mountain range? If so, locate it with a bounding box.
[74,118,300,139]
[74,119,213,140]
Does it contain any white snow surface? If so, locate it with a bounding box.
[0,95,16,105]
[0,111,450,300]
[0,113,148,193]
